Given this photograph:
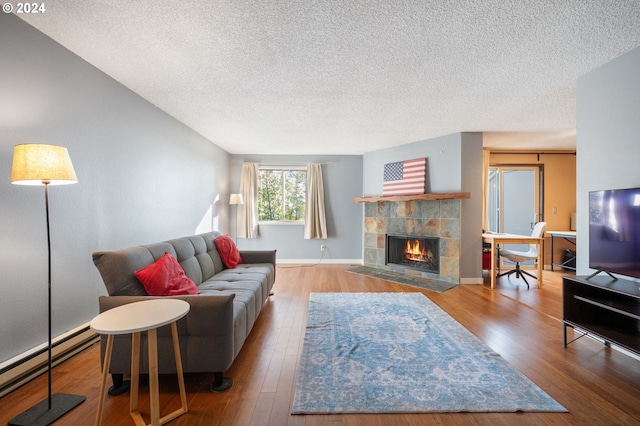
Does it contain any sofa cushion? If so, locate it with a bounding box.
[199,280,262,331]
[213,264,275,300]
[214,235,242,268]
[134,252,199,296]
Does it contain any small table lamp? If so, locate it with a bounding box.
[229,193,243,242]
[9,144,85,426]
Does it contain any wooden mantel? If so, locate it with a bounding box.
[353,192,470,203]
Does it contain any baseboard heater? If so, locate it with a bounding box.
[0,322,99,398]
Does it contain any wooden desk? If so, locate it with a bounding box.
[91,299,190,426]
[546,230,576,271]
[482,233,544,289]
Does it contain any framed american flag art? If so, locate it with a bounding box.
[382,157,427,196]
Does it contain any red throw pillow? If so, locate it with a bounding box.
[134,252,199,296]
[214,235,242,268]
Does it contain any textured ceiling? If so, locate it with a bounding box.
[17,1,640,154]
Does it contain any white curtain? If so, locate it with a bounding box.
[304,163,327,239]
[238,163,259,238]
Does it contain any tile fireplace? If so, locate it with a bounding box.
[363,198,461,283]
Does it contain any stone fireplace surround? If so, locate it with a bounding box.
[363,199,461,284]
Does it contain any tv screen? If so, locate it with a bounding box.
[589,187,640,279]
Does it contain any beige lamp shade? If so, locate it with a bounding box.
[229,193,243,205]
[11,144,78,186]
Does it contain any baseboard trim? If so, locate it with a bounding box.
[460,277,485,285]
[277,259,363,265]
[0,323,99,398]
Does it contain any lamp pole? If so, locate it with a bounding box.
[230,193,244,243]
[45,181,52,410]
[9,144,85,426]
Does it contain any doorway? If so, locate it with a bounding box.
[487,165,543,266]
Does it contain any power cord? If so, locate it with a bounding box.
[277,248,326,268]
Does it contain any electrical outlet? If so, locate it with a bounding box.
[321,245,326,251]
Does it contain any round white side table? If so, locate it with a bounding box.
[90,299,190,426]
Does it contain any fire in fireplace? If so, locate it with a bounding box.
[386,234,440,273]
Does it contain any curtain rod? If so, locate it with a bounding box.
[258,162,330,166]
[489,150,576,155]
[231,160,331,166]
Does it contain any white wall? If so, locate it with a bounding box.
[576,46,640,278]
[0,14,230,363]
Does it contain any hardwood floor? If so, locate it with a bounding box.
[2,265,640,425]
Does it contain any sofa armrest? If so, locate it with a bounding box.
[97,293,236,373]
[98,294,235,336]
[239,249,276,266]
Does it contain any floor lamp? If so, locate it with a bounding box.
[229,193,243,242]
[9,144,85,426]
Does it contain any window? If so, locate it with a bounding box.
[258,167,306,222]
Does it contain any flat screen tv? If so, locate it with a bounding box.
[589,187,640,279]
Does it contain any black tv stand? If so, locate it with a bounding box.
[563,275,640,357]
[586,270,618,281]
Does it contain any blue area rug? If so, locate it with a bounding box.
[291,292,567,414]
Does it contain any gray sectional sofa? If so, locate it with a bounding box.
[92,231,276,393]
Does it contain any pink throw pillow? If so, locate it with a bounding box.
[134,252,199,296]
[214,235,243,268]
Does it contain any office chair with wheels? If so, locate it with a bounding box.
[497,222,547,288]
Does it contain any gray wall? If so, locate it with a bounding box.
[363,132,484,282]
[0,14,230,364]
[363,133,463,196]
[460,133,483,282]
[576,46,640,278]
[229,155,363,262]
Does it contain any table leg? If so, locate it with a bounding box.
[550,234,555,271]
[537,240,544,288]
[130,332,141,415]
[490,243,497,289]
[129,332,149,426]
[95,334,114,426]
[155,322,188,424]
[171,322,188,414]
[128,324,188,426]
[148,328,160,426]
